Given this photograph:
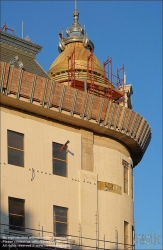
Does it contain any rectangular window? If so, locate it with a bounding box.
[9,197,25,231]
[132,225,135,250]
[8,130,24,167]
[53,206,68,236]
[124,221,129,249]
[53,142,67,177]
[131,167,133,199]
[122,160,129,194]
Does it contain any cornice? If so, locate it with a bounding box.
[0,31,42,55]
[0,61,151,166]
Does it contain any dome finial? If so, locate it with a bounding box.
[75,0,77,10]
[73,0,79,24]
[58,1,94,53]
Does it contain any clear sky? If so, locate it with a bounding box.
[1,1,162,249]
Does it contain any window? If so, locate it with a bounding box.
[132,225,135,250]
[8,130,24,167]
[52,142,67,177]
[122,160,129,194]
[53,206,68,236]
[9,197,25,231]
[124,221,129,249]
[131,167,133,199]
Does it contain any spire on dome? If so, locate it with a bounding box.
[75,0,77,11]
[58,3,94,53]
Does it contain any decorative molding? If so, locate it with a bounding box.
[0,31,42,55]
[0,61,152,166]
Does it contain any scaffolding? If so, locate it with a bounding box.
[87,51,95,94]
[67,48,125,104]
[1,22,15,35]
[0,223,135,250]
[103,58,113,101]
[68,47,76,88]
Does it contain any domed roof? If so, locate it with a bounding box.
[47,8,124,99]
[48,42,103,78]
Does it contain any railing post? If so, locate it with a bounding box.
[115,229,118,250]
[78,223,81,249]
[81,225,82,249]
[104,234,105,250]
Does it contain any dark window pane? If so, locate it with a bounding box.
[8,148,24,167]
[53,142,67,161]
[8,130,24,150]
[53,159,66,177]
[9,197,25,231]
[9,215,25,231]
[54,207,67,223]
[9,198,24,215]
[55,222,67,236]
[53,206,68,236]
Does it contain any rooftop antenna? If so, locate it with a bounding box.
[75,0,77,10]
[22,21,24,39]
[124,72,126,86]
[1,22,15,35]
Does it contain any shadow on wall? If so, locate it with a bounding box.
[0,209,81,249]
[0,209,122,250]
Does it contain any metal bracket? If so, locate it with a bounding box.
[97,98,105,125]
[119,107,127,132]
[70,89,78,116]
[113,104,121,130]
[16,69,24,99]
[41,78,48,107]
[128,113,138,136]
[0,62,6,93]
[102,101,111,126]
[47,80,55,109]
[86,94,95,121]
[58,85,66,112]
[108,103,116,128]
[81,93,88,119]
[29,75,37,103]
[6,65,14,95]
[124,109,133,134]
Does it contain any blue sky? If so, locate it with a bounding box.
[1,1,162,249]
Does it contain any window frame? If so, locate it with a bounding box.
[124,221,129,249]
[131,166,133,199]
[52,142,68,177]
[53,205,68,237]
[122,160,129,194]
[8,197,25,231]
[7,130,24,167]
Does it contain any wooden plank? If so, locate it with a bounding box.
[100,99,108,122]
[90,96,102,120]
[62,86,76,112]
[74,91,86,116]
[8,67,21,95]
[51,82,64,108]
[45,79,53,105]
[40,78,48,106]
[20,71,35,99]
[0,62,6,91]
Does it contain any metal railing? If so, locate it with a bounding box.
[0,223,135,250]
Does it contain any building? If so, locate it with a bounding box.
[0,7,151,250]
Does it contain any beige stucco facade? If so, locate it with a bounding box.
[1,106,134,249]
[0,10,151,248]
